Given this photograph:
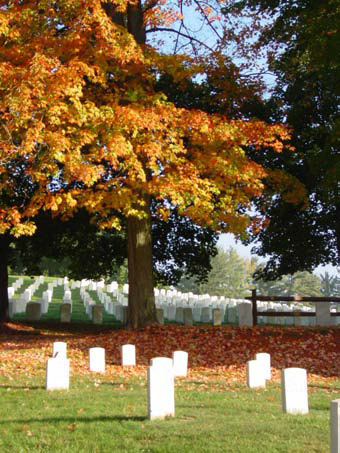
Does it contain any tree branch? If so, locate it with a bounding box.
[146,27,215,53]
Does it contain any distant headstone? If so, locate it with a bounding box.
[60,303,72,323]
[212,308,222,326]
[192,307,201,322]
[25,302,42,321]
[92,305,103,325]
[172,351,188,377]
[175,307,184,324]
[122,344,136,366]
[331,399,340,453]
[183,308,193,326]
[255,352,271,380]
[201,307,211,323]
[89,347,105,373]
[46,357,70,390]
[246,360,266,388]
[148,363,175,420]
[315,302,332,326]
[53,342,67,359]
[237,303,253,327]
[281,368,309,414]
[156,308,164,325]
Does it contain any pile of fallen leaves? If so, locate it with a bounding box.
[0,323,339,386]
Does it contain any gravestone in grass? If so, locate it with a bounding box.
[122,344,136,366]
[281,368,309,414]
[156,308,164,325]
[212,308,222,326]
[255,352,271,381]
[60,303,72,323]
[46,357,70,390]
[201,307,210,323]
[53,342,67,359]
[237,302,253,327]
[92,305,103,325]
[25,302,42,321]
[246,360,266,388]
[175,307,184,324]
[89,347,105,373]
[183,308,193,326]
[315,302,332,327]
[331,399,340,453]
[148,357,175,420]
[173,351,188,377]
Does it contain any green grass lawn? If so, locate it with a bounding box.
[0,373,334,453]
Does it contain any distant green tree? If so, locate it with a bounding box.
[197,247,255,298]
[319,272,340,297]
[254,270,322,297]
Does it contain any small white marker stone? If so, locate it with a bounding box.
[172,351,188,377]
[281,368,309,414]
[46,357,70,390]
[122,344,136,366]
[255,352,271,380]
[89,347,105,373]
[247,360,266,388]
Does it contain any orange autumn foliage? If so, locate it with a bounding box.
[0,0,289,237]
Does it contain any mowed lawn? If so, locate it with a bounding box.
[0,320,339,453]
[2,275,339,452]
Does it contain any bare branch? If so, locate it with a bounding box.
[146,27,215,53]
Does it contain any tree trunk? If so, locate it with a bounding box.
[335,202,340,270]
[127,197,157,328]
[0,236,10,322]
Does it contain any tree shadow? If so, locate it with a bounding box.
[0,415,147,425]
[0,384,44,390]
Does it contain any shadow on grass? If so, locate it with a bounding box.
[0,415,147,424]
[0,385,44,390]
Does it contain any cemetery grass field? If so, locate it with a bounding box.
[1,275,339,452]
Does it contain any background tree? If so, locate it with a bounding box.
[0,0,288,326]
[227,0,340,279]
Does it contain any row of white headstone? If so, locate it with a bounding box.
[246,353,309,414]
[44,341,339,451]
[244,352,339,452]
[8,276,339,327]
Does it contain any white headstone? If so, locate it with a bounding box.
[246,360,266,388]
[92,305,103,325]
[89,347,105,373]
[46,357,70,390]
[156,308,164,325]
[201,307,211,323]
[183,308,193,326]
[172,351,188,377]
[212,308,222,326]
[122,344,136,366]
[148,363,175,420]
[255,352,271,380]
[331,399,340,453]
[53,342,67,359]
[238,302,253,327]
[150,357,173,370]
[281,368,309,414]
[60,303,72,323]
[315,302,332,326]
[25,302,42,321]
[175,307,184,324]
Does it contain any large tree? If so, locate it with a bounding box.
[0,0,288,326]
[228,0,340,279]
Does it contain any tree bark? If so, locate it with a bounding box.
[127,197,157,328]
[0,235,10,322]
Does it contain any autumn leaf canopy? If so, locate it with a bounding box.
[0,0,289,237]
